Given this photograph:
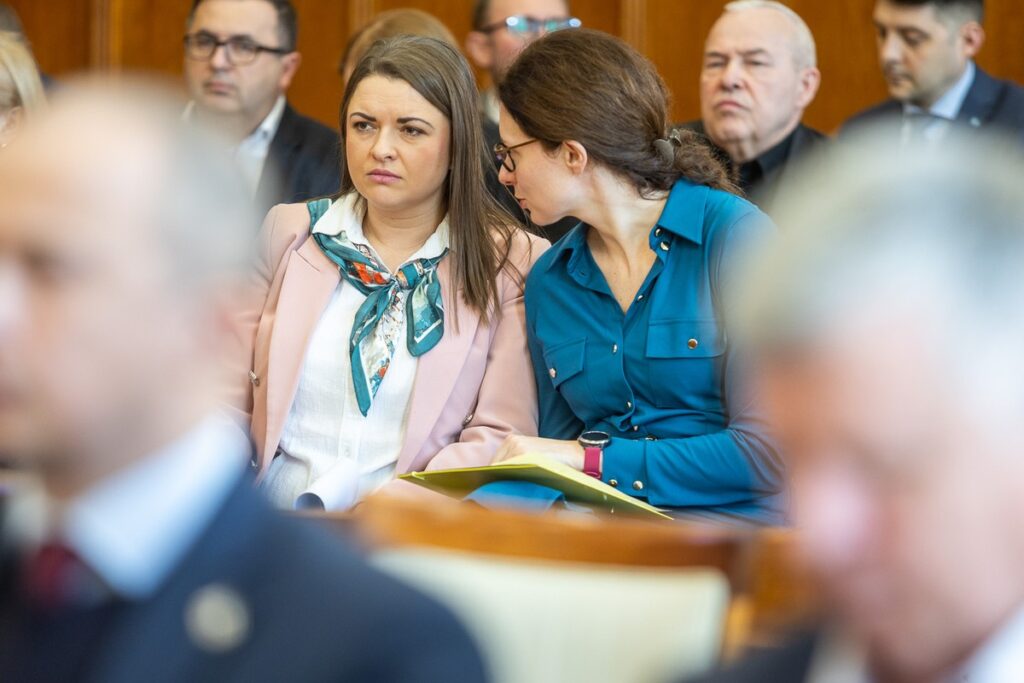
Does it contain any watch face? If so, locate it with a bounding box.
[579,430,611,448]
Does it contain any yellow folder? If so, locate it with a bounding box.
[400,453,672,520]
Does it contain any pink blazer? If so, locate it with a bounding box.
[230,202,547,480]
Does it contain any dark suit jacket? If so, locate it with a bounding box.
[256,103,341,217]
[0,477,487,683]
[841,66,1024,143]
[686,631,819,683]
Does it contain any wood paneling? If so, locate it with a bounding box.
[287,0,349,127]
[6,0,94,75]
[7,0,1024,133]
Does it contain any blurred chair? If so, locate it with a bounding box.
[375,548,728,683]
[318,497,814,682]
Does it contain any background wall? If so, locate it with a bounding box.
[8,0,1024,134]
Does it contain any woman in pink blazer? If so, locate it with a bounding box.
[231,36,545,510]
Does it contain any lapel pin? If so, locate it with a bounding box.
[184,583,251,653]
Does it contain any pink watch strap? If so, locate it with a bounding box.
[583,446,602,479]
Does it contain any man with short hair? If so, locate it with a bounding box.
[0,80,485,682]
[843,0,1024,145]
[692,132,1024,681]
[688,0,825,213]
[466,0,580,241]
[183,0,339,214]
[465,0,577,129]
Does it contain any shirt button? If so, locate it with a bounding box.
[549,367,557,379]
[687,338,698,350]
[660,242,669,252]
[654,228,662,237]
[636,294,644,301]
[632,480,644,491]
[608,479,619,488]
[632,425,639,432]
[612,344,618,354]
[626,400,632,410]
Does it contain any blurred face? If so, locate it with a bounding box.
[345,75,451,218]
[497,106,579,227]
[184,0,299,133]
[873,0,979,108]
[468,0,571,82]
[758,308,1024,678]
[700,8,819,163]
[0,109,199,480]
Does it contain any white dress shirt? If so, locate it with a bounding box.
[480,88,500,127]
[6,415,250,600]
[261,192,450,511]
[182,95,286,196]
[902,61,976,146]
[807,603,1024,683]
[234,95,286,195]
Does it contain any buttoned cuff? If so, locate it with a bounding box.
[602,438,649,499]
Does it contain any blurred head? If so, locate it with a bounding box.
[0,5,24,34]
[734,131,1024,680]
[339,9,457,88]
[0,31,44,147]
[873,0,984,108]
[497,28,734,226]
[339,35,515,319]
[0,78,255,495]
[465,0,575,84]
[184,0,300,137]
[700,1,820,164]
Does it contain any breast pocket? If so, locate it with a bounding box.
[645,319,726,410]
[540,337,589,411]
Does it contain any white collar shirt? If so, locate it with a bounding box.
[902,61,976,146]
[261,192,450,511]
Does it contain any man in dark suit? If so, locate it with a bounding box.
[691,134,1024,682]
[0,80,486,683]
[688,1,825,215]
[183,0,339,216]
[842,0,1024,145]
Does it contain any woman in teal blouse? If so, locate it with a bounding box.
[490,29,784,524]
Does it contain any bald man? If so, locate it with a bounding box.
[685,0,825,214]
[0,80,484,683]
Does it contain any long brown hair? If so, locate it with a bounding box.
[338,35,517,321]
[499,28,737,197]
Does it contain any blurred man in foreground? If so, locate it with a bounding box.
[0,80,485,682]
[695,131,1024,681]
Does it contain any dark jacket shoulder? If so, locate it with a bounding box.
[258,103,341,211]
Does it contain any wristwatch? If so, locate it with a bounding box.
[578,430,610,479]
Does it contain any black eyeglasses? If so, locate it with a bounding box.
[183,32,291,66]
[478,15,582,38]
[493,139,538,173]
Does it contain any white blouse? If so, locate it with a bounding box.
[261,193,450,510]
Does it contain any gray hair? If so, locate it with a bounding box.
[723,0,817,69]
[732,128,1024,414]
[0,30,44,116]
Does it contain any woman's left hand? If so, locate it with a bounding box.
[493,435,584,470]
